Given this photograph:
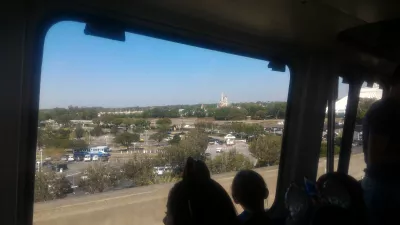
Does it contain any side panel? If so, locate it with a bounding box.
[0,2,47,224]
[272,57,333,215]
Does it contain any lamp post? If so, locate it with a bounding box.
[40,148,43,172]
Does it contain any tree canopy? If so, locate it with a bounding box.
[249,135,281,167]
[159,129,208,166]
[150,131,168,143]
[214,107,248,120]
[114,132,140,149]
[156,118,172,126]
[356,98,377,124]
[74,126,85,139]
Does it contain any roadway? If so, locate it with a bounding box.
[33,154,366,225]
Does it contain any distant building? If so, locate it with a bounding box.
[97,110,143,117]
[218,92,229,108]
[70,120,94,126]
[327,83,383,115]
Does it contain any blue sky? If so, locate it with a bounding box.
[40,21,348,109]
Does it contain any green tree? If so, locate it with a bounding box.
[266,102,287,119]
[34,171,71,202]
[55,114,72,126]
[169,134,181,145]
[79,163,121,194]
[90,126,104,137]
[121,155,156,186]
[156,118,172,126]
[159,129,209,165]
[69,139,88,149]
[75,126,85,139]
[37,129,46,149]
[356,98,377,124]
[57,128,71,139]
[150,131,168,144]
[194,108,207,118]
[319,142,340,157]
[114,132,140,149]
[112,118,124,126]
[206,149,253,174]
[214,107,247,120]
[134,119,150,129]
[92,118,101,125]
[110,126,119,135]
[253,110,267,120]
[38,128,72,149]
[249,135,281,167]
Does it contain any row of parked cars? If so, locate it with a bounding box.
[60,154,109,162]
[153,165,183,176]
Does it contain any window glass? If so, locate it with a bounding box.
[34,21,290,225]
[317,78,369,180]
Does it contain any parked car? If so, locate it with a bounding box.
[60,155,68,161]
[154,167,165,175]
[84,154,91,162]
[67,155,74,162]
[92,155,99,161]
[216,148,222,153]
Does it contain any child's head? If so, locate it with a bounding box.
[164,158,238,225]
[231,170,268,212]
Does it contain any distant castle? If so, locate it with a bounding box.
[218,92,229,108]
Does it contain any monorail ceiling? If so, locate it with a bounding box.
[38,0,400,78]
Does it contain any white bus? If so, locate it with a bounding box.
[74,146,110,160]
[89,146,111,153]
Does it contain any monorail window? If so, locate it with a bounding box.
[33,21,290,224]
[318,78,369,178]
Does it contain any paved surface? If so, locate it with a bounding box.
[206,142,256,162]
[33,154,366,225]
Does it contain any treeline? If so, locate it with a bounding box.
[38,102,287,124]
[39,106,98,123]
[37,127,88,150]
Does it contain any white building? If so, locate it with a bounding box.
[329,84,382,115]
[218,93,229,108]
[97,110,143,117]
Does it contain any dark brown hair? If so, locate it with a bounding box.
[231,170,268,211]
[167,158,238,225]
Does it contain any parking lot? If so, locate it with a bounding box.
[205,141,256,163]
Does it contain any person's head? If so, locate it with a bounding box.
[164,157,238,225]
[316,172,366,222]
[231,170,269,212]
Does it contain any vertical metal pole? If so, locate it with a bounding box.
[326,77,338,173]
[40,149,43,172]
[338,79,362,173]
